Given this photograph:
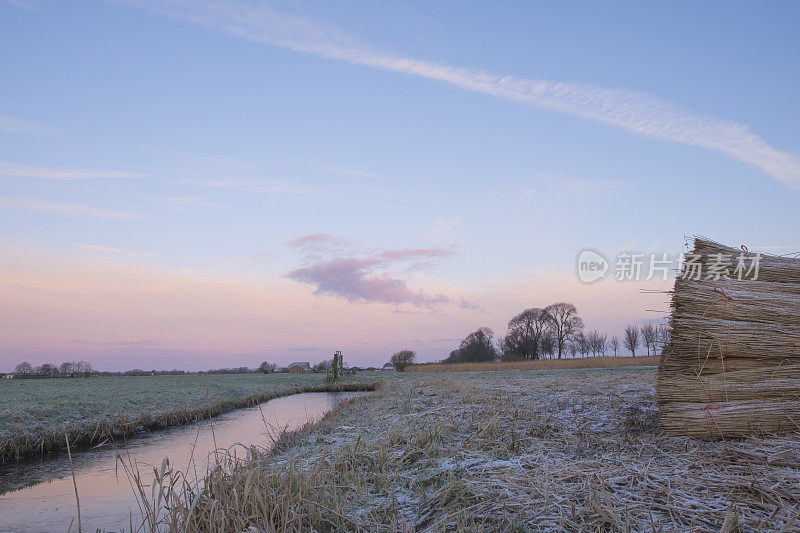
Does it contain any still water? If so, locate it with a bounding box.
[0,391,364,532]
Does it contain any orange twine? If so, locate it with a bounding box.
[713,286,734,301]
[702,402,723,438]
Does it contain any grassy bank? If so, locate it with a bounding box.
[407,354,659,372]
[143,367,800,531]
[0,373,378,462]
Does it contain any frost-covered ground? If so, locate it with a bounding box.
[0,373,376,461]
[175,368,800,531]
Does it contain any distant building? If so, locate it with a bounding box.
[287,362,313,373]
[382,364,395,372]
[2,373,15,379]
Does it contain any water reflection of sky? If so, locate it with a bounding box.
[0,392,363,533]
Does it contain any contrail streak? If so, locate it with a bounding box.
[125,0,800,189]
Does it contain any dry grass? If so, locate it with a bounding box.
[133,368,800,531]
[406,355,659,373]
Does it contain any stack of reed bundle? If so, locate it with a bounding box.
[657,238,800,438]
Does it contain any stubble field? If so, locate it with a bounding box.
[145,367,800,531]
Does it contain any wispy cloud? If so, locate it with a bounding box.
[321,167,397,181]
[74,243,157,257]
[286,233,454,307]
[287,233,354,253]
[0,161,144,179]
[71,338,158,347]
[0,195,153,220]
[126,0,800,189]
[177,177,313,194]
[0,0,37,11]
[0,114,59,136]
[164,196,228,208]
[411,337,461,346]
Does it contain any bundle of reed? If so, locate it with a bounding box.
[662,314,800,375]
[657,237,800,438]
[659,399,800,438]
[672,280,800,327]
[693,239,800,284]
[657,363,800,403]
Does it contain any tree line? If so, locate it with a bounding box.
[11,360,95,378]
[444,302,670,364]
[6,361,284,377]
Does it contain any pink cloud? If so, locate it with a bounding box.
[0,243,670,371]
[0,243,469,370]
[288,257,449,306]
[287,233,351,252]
[377,248,453,262]
[285,238,457,307]
[287,233,335,247]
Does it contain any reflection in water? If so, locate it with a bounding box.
[0,392,364,533]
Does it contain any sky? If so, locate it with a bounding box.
[1,0,798,371]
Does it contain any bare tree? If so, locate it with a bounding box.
[314,359,332,373]
[447,328,498,363]
[656,324,671,354]
[596,332,608,356]
[503,308,550,360]
[258,361,277,374]
[609,336,620,357]
[587,331,606,356]
[624,324,640,357]
[14,361,34,375]
[544,303,584,359]
[73,360,94,377]
[59,361,74,377]
[540,332,556,359]
[390,349,416,371]
[36,363,59,377]
[499,329,524,361]
[640,324,657,356]
[568,340,579,358]
[586,331,597,356]
[575,332,590,358]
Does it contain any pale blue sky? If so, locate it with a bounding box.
[1,1,798,369]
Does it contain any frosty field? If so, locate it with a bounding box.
[0,373,376,462]
[142,367,800,531]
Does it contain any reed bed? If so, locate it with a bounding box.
[131,369,800,531]
[0,374,377,463]
[407,355,659,373]
[658,237,800,439]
